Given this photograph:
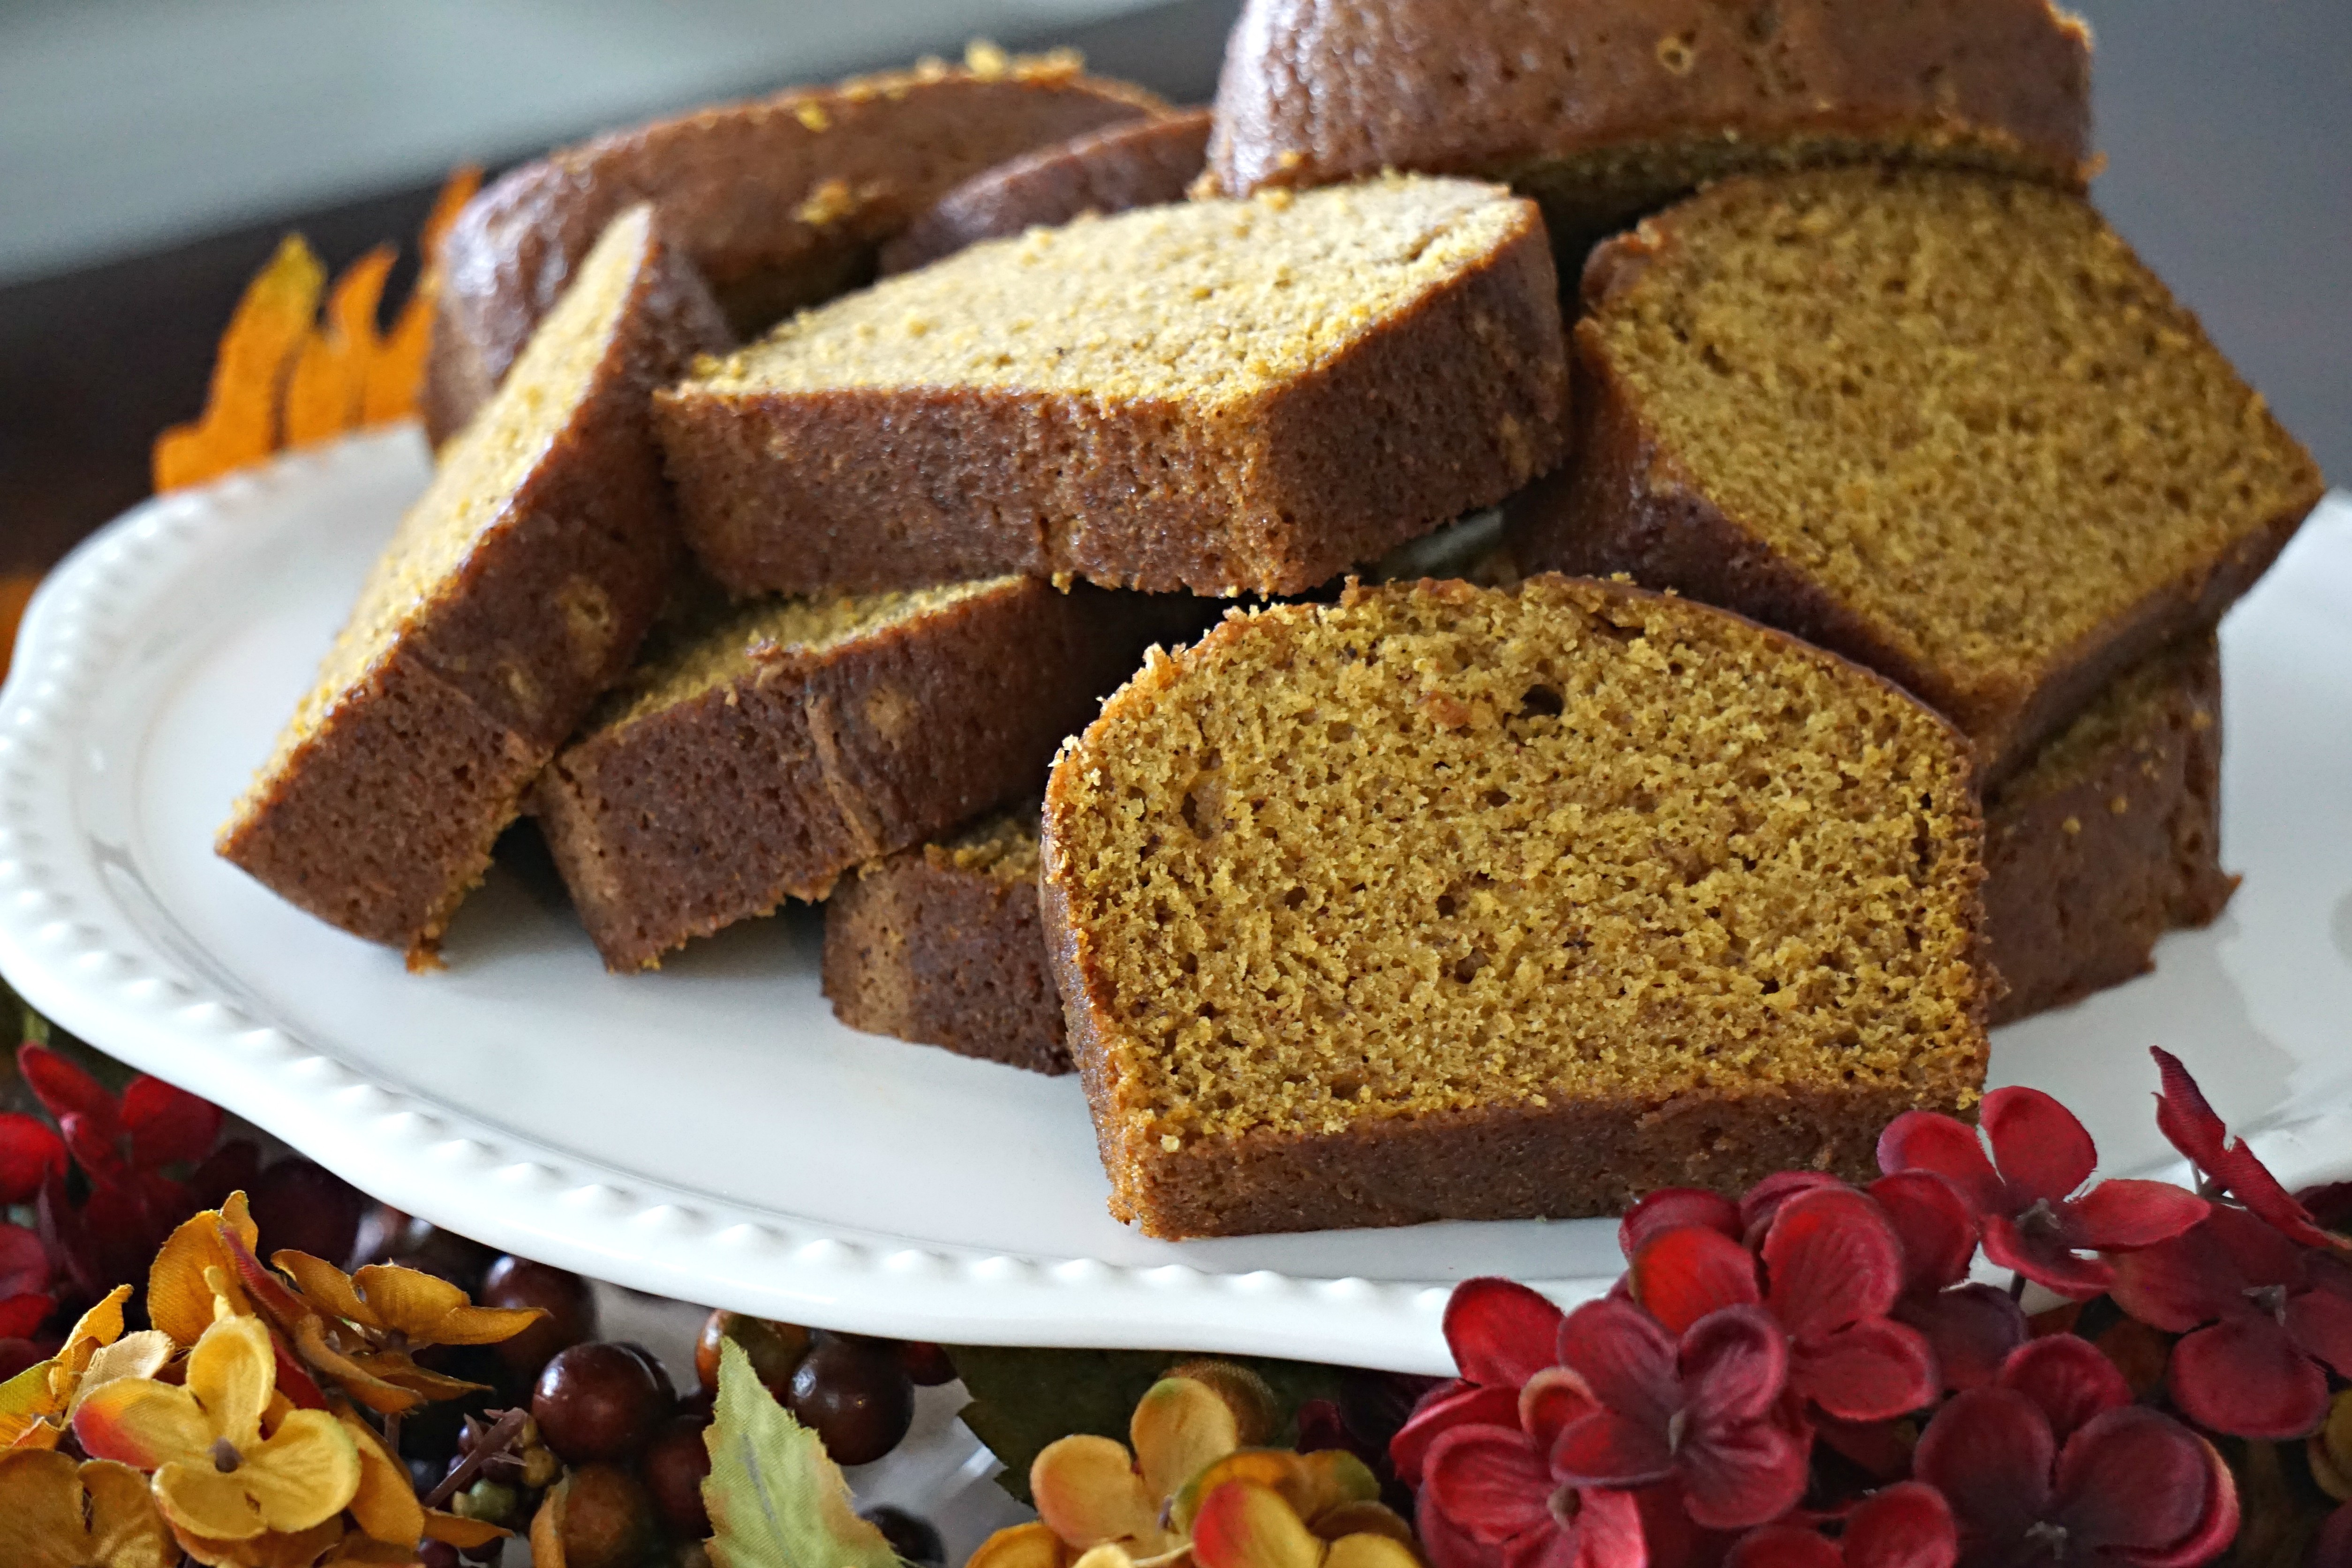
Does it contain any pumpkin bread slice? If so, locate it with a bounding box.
[1509,167,2324,784]
[218,205,725,965]
[1041,574,1990,1238]
[655,174,1567,599]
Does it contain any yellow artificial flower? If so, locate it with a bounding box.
[0,1285,170,1450]
[149,1195,261,1346]
[338,1402,507,1552]
[260,1251,542,1415]
[72,1313,361,1541]
[0,1449,175,1568]
[169,1518,345,1568]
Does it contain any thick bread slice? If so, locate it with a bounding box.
[1042,575,1989,1238]
[423,49,1164,442]
[537,579,1204,971]
[1508,167,2323,784]
[1984,635,2235,1022]
[654,174,1567,599]
[822,804,1069,1074]
[218,206,726,965]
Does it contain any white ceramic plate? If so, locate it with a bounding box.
[3,427,2348,1373]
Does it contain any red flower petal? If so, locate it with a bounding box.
[2150,1047,2231,1177]
[1979,1087,2096,1205]
[1560,1300,1681,1431]
[1681,1305,1792,1428]
[2108,1229,2239,1333]
[1738,1173,1847,1244]
[1622,1189,1741,1261]
[1980,1214,2112,1299]
[1566,1490,1649,1568]
[1869,1172,1978,1297]
[17,1044,120,1139]
[1876,1113,2003,1215]
[2168,1314,2328,1439]
[2067,1178,2209,1252]
[1894,1284,2025,1391]
[1913,1389,2056,1545]
[1673,1412,1808,1532]
[1632,1226,1759,1336]
[2124,1433,2239,1568]
[1995,1334,2127,1443]
[1725,1524,1838,1568]
[1522,1366,1598,1450]
[121,1074,222,1168]
[2308,1502,2352,1568]
[0,1112,68,1206]
[2286,1277,2352,1380]
[1552,1410,1677,1491]
[1396,1383,1525,1485]
[1792,1319,1937,1423]
[58,1111,125,1184]
[0,1291,53,1338]
[1450,1277,1571,1388]
[0,1220,52,1298]
[2201,1201,2307,1287]
[1763,1187,1905,1339]
[1425,1424,1560,1543]
[2211,1142,2336,1250]
[2049,1407,2213,1556]
[1842,1482,1958,1568]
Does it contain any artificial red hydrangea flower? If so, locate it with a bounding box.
[2110,1202,2352,1438]
[1422,1395,1645,1568]
[1878,1086,2207,1297]
[1629,1186,1937,1423]
[1867,1171,2024,1391]
[2151,1046,2341,1250]
[1548,1300,1808,1531]
[1394,1277,1568,1486]
[1726,1483,1956,1568]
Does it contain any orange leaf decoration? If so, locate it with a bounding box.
[152,235,325,492]
[365,163,480,425]
[284,247,393,450]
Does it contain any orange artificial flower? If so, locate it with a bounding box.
[0,1450,175,1568]
[259,1251,543,1415]
[73,1313,361,1541]
[338,1402,506,1552]
[149,1196,262,1347]
[0,1286,172,1450]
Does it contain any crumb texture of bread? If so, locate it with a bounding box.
[1984,636,2235,1022]
[423,50,1165,442]
[1208,0,2091,254]
[1510,167,2324,783]
[823,803,1070,1073]
[879,108,1214,275]
[538,579,1206,971]
[1041,575,1989,1237]
[218,205,727,961]
[656,174,1567,598]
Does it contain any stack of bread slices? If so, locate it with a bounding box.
[222,15,2324,1240]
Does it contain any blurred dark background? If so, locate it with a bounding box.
[0,0,2343,579]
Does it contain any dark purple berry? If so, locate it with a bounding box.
[533,1342,674,1463]
[861,1505,945,1567]
[480,1255,597,1379]
[644,1410,715,1538]
[788,1334,913,1467]
[246,1158,365,1266]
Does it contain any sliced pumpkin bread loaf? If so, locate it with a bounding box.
[424,47,1164,442]
[219,206,725,965]
[879,108,1214,275]
[1041,574,1990,1238]
[538,580,1204,971]
[1208,0,2091,259]
[1984,635,2235,1023]
[822,803,1069,1074]
[655,174,1567,599]
[1508,167,2324,784]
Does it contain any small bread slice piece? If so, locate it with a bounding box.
[423,49,1164,442]
[655,174,1567,598]
[1208,0,2090,256]
[878,109,1214,274]
[1984,635,2235,1023]
[822,803,1069,1074]
[1041,574,1989,1238]
[537,580,1203,971]
[1508,167,2324,784]
[218,205,725,965]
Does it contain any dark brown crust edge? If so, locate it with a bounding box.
[878,109,1214,276]
[1983,637,2238,1023]
[537,581,1204,971]
[823,846,1070,1074]
[1041,575,1989,1238]
[656,192,1568,599]
[218,216,728,962]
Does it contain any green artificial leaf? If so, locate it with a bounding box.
[946,1345,1350,1503]
[704,1336,901,1568]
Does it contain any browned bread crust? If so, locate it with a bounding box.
[219,209,726,965]
[537,580,1203,971]
[1508,169,2323,785]
[878,109,1214,275]
[1984,635,2236,1023]
[822,806,1070,1073]
[1043,575,1988,1238]
[422,52,1164,444]
[655,178,1568,598]
[1208,0,2091,258]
